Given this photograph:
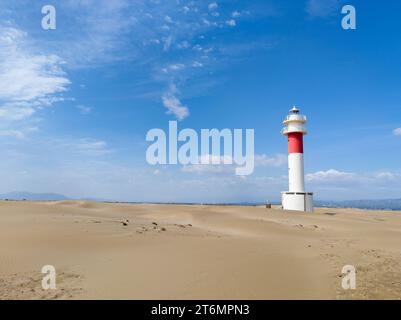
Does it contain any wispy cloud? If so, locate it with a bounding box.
[208,2,218,11]
[57,0,246,119]
[42,138,114,158]
[0,130,25,139]
[305,169,401,200]
[255,154,287,167]
[393,128,401,136]
[53,0,138,67]
[226,19,236,27]
[1,1,273,121]
[0,26,70,123]
[306,169,355,182]
[306,0,341,17]
[182,154,235,174]
[73,139,112,157]
[162,84,189,120]
[232,11,241,18]
[76,105,92,115]
[307,169,401,184]
[0,125,38,141]
[181,153,287,175]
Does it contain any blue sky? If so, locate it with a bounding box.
[0,0,401,202]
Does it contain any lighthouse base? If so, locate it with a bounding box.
[281,192,314,212]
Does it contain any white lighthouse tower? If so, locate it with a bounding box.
[281,107,314,212]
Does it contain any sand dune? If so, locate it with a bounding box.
[0,200,400,299]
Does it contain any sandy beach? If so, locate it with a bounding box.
[0,200,400,300]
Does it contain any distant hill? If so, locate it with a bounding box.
[0,191,70,201]
[1,192,400,210]
[316,199,401,211]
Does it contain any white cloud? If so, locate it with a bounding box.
[0,126,38,140]
[49,0,138,67]
[161,85,189,121]
[164,15,173,24]
[192,61,204,68]
[305,169,401,200]
[374,171,398,180]
[163,35,173,51]
[306,0,340,17]
[226,19,237,27]
[168,63,185,71]
[199,154,235,165]
[182,164,230,174]
[182,154,286,175]
[232,11,241,18]
[161,24,170,31]
[393,128,401,136]
[255,154,287,167]
[0,2,265,122]
[0,26,70,122]
[76,105,92,115]
[147,39,161,45]
[177,41,190,49]
[208,2,218,11]
[72,139,112,157]
[201,18,212,26]
[307,168,401,184]
[0,130,25,139]
[0,103,35,121]
[181,155,234,174]
[306,169,355,182]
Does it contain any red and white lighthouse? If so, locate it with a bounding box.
[281,106,314,212]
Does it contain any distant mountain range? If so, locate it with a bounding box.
[315,199,401,211]
[0,191,70,201]
[1,191,401,210]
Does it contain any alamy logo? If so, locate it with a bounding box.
[146,121,255,176]
[341,5,356,30]
[41,265,57,290]
[41,5,56,30]
[341,265,356,290]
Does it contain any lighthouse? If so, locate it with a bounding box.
[281,107,314,212]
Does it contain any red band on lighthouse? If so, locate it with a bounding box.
[288,132,303,154]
